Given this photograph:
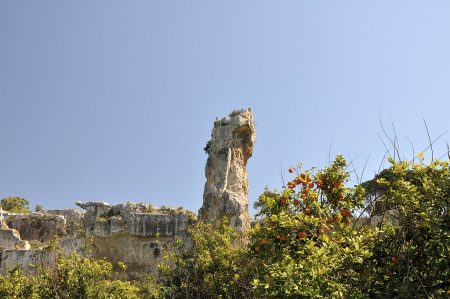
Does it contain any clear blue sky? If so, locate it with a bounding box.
[1,1,449,214]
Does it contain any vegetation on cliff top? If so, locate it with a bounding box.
[0,197,30,213]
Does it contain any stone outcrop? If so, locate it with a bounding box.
[46,209,84,235]
[77,202,193,278]
[0,208,85,275]
[0,109,257,277]
[0,229,30,250]
[75,201,111,231]
[5,213,66,243]
[199,108,255,233]
[0,249,54,275]
[0,202,193,278]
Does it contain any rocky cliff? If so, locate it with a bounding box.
[198,108,255,233]
[77,202,193,278]
[0,109,256,277]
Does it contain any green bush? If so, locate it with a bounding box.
[0,155,448,298]
[1,197,30,213]
[0,251,163,299]
[0,268,35,299]
[137,275,165,299]
[35,205,45,212]
[89,279,140,299]
[159,219,253,298]
[103,155,450,298]
[228,109,244,117]
[249,156,371,298]
[33,252,113,299]
[359,158,450,298]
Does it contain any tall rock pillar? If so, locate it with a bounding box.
[198,108,255,233]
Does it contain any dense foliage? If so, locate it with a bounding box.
[159,155,449,298]
[0,252,162,299]
[159,219,252,298]
[249,155,371,298]
[360,158,450,298]
[0,156,448,298]
[0,196,30,213]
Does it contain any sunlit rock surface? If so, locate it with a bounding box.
[199,108,255,233]
[0,109,256,277]
[77,202,193,278]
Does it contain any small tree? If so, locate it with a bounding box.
[360,158,450,298]
[0,197,30,213]
[33,252,113,299]
[250,156,371,298]
[0,251,163,299]
[35,205,45,212]
[159,219,253,298]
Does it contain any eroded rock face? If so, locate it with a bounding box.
[5,213,66,243]
[0,229,30,250]
[0,249,54,275]
[199,109,255,233]
[77,202,192,278]
[0,109,256,276]
[46,209,84,236]
[75,201,111,231]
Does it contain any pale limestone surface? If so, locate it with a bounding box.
[6,213,66,242]
[0,249,53,275]
[47,209,84,235]
[199,109,255,233]
[0,210,83,275]
[78,202,191,278]
[0,203,192,277]
[0,229,29,250]
[0,109,257,277]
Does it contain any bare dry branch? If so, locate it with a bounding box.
[405,136,415,164]
[423,119,434,161]
[389,116,401,161]
[328,141,333,165]
[360,155,370,185]
[378,132,392,160]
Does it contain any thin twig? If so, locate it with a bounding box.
[378,132,392,160]
[447,142,450,160]
[408,130,447,166]
[348,158,361,184]
[344,154,361,172]
[360,155,370,185]
[328,142,333,165]
[379,111,395,160]
[423,119,434,161]
[377,150,389,174]
[405,136,416,164]
[420,130,447,153]
[414,271,430,297]
[354,192,383,232]
[389,116,401,161]
[280,165,285,188]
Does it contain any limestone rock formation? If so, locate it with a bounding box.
[0,249,54,275]
[199,108,255,232]
[0,109,256,277]
[46,209,84,235]
[77,202,193,278]
[0,229,30,250]
[6,213,66,242]
[75,201,111,231]
[0,202,193,277]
